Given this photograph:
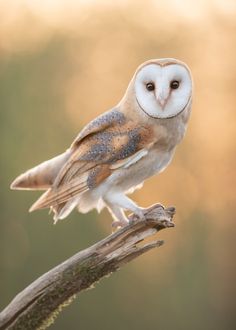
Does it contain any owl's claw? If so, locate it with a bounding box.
[129,208,145,224]
[111,220,129,229]
[145,203,164,212]
[135,208,145,220]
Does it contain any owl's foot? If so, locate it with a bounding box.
[145,203,164,212]
[128,207,145,224]
[106,204,129,229]
[130,203,165,222]
[111,219,129,229]
[134,208,145,220]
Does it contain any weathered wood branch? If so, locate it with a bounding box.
[0,204,175,330]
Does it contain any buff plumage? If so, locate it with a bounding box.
[11,58,193,227]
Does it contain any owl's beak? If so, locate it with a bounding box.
[156,90,169,110]
[157,98,168,109]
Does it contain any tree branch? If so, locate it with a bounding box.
[0,204,175,330]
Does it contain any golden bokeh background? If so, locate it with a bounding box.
[1,0,235,329]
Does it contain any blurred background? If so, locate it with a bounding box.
[0,0,236,329]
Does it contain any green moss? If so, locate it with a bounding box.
[36,294,77,330]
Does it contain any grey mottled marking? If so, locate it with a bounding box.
[107,128,141,163]
[80,110,126,138]
[80,127,141,165]
[80,141,113,162]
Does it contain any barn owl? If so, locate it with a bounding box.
[11,58,193,227]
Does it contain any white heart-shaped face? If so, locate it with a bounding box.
[134,63,192,119]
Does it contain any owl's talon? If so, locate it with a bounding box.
[145,203,164,213]
[155,203,164,209]
[129,208,145,224]
[138,207,146,218]
[111,220,128,229]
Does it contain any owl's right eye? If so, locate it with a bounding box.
[146,82,155,91]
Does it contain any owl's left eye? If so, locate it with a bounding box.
[146,82,155,91]
[170,80,180,89]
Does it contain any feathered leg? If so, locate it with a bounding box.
[104,201,129,228]
[103,192,145,227]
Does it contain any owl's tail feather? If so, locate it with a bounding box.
[29,174,88,213]
[52,197,80,224]
[29,189,81,223]
[10,150,71,191]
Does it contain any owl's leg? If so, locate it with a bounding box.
[103,192,145,223]
[104,201,129,228]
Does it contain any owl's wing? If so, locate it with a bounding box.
[70,109,127,149]
[29,109,154,211]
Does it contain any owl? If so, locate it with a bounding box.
[11,58,193,227]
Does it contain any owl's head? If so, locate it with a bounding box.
[127,58,192,119]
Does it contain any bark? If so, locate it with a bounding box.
[0,204,175,330]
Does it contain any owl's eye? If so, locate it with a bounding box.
[146,82,155,91]
[170,80,180,89]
